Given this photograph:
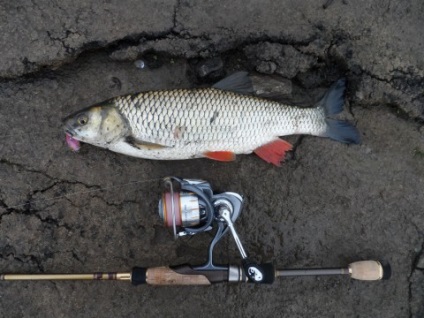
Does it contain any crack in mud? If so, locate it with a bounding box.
[409,246,424,318]
[0,252,44,272]
[172,0,181,34]
[0,158,55,181]
[0,197,71,231]
[0,248,86,273]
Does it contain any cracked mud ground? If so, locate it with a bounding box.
[0,1,423,317]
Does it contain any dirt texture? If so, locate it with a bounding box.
[0,0,423,317]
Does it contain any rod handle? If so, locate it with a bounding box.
[132,266,212,286]
[348,260,391,281]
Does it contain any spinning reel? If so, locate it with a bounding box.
[158,177,273,283]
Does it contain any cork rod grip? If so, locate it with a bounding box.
[146,266,212,286]
[348,261,387,281]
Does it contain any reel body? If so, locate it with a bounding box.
[158,177,274,283]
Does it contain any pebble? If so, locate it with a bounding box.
[196,57,224,77]
[250,75,292,97]
[134,59,146,69]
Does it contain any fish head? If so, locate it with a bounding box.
[63,103,129,149]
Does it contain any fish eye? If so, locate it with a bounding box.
[77,115,88,126]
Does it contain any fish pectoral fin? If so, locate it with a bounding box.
[125,136,169,150]
[253,139,293,167]
[212,72,253,95]
[203,151,236,162]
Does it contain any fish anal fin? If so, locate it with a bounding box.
[204,151,236,162]
[254,139,293,166]
[125,136,168,150]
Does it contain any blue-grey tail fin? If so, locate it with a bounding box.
[317,78,361,144]
[325,119,360,144]
[316,78,346,116]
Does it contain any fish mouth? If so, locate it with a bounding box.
[63,124,82,152]
[63,122,77,138]
[65,128,75,137]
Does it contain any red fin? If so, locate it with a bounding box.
[254,139,293,166]
[204,151,236,162]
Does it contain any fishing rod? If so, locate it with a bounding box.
[0,177,390,286]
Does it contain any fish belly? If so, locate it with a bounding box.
[113,88,326,160]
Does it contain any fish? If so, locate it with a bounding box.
[63,72,360,166]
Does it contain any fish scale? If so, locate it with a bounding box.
[113,87,326,159]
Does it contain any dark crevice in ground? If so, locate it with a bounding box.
[0,247,84,273]
[0,158,56,181]
[0,28,422,131]
[287,136,304,162]
[409,241,424,318]
[0,32,319,83]
[91,195,139,209]
[353,101,424,128]
[0,179,99,213]
[0,197,71,232]
[172,0,182,33]
[361,67,424,97]
[384,103,424,126]
[0,252,44,272]
[0,175,103,231]
[46,30,81,55]
[0,29,178,83]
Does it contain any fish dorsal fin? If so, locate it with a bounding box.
[125,136,169,150]
[212,71,253,95]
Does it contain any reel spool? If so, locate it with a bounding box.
[158,177,242,238]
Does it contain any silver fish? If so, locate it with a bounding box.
[63,72,359,166]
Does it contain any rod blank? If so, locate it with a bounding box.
[1,272,131,281]
[276,260,390,281]
[276,268,349,277]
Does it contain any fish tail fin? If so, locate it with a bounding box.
[325,119,361,144]
[316,78,347,116]
[316,78,361,144]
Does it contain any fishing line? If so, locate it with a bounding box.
[0,177,163,211]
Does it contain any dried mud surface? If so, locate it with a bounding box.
[0,1,423,317]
